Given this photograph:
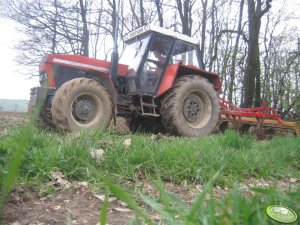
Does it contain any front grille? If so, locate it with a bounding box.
[54,65,86,88]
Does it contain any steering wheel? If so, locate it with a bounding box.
[146,59,164,68]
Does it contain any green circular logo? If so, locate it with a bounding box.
[266,205,298,224]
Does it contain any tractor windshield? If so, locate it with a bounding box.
[119,35,151,75]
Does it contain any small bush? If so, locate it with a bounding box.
[219,129,253,150]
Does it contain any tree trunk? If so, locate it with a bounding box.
[242,0,271,107]
[228,0,244,103]
[154,0,163,27]
[79,0,89,56]
[199,0,208,69]
[139,0,145,26]
[176,0,194,36]
[51,0,58,53]
[111,0,117,40]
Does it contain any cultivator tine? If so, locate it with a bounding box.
[218,97,299,138]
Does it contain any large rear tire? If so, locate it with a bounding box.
[51,78,113,131]
[161,76,220,137]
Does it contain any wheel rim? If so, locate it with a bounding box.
[71,94,100,124]
[182,91,212,129]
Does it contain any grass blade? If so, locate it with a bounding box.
[106,181,154,225]
[139,192,178,224]
[153,181,189,213]
[100,186,109,225]
[0,125,32,223]
[188,167,223,219]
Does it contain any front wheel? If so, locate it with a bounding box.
[160,76,220,137]
[51,78,113,131]
[28,97,55,129]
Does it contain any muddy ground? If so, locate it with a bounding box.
[1,112,299,225]
[4,178,299,225]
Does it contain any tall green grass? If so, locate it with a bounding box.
[104,171,300,225]
[0,124,34,223]
[0,125,299,224]
[1,128,299,187]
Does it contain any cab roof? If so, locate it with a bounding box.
[124,25,199,45]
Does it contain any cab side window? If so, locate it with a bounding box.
[170,41,200,67]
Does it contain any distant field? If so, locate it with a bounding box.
[0,99,28,112]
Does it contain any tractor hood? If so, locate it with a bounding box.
[39,54,128,76]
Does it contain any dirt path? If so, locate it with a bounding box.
[4,180,198,225]
[4,186,134,225]
[4,178,300,225]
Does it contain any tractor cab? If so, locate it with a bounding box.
[119,25,202,96]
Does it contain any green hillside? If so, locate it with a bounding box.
[0,99,28,112]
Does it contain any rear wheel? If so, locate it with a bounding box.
[51,78,113,131]
[161,76,220,137]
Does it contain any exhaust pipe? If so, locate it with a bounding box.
[109,14,119,83]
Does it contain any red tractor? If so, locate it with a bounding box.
[29,25,221,137]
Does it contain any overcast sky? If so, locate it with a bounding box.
[0,1,299,100]
[0,18,39,100]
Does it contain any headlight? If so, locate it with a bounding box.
[39,72,48,86]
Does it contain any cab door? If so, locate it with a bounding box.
[138,35,173,94]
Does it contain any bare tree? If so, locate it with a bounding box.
[154,0,164,27]
[176,0,196,36]
[199,0,208,69]
[128,0,145,27]
[79,0,89,56]
[228,0,244,102]
[2,0,103,71]
[242,0,272,107]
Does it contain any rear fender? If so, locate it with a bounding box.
[157,64,221,96]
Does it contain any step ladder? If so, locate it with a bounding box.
[140,96,160,117]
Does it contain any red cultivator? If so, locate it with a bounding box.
[218,97,299,137]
